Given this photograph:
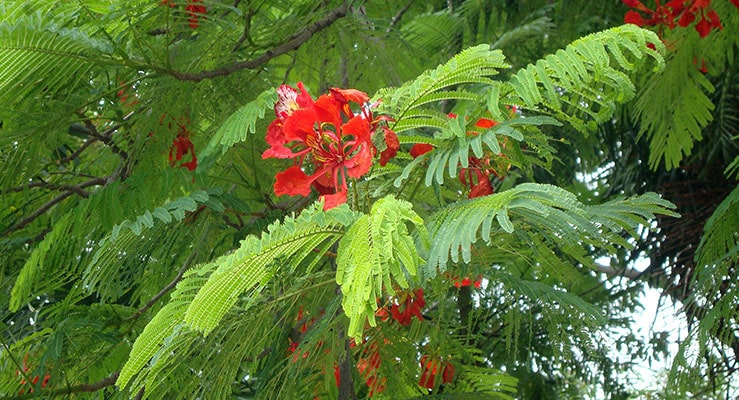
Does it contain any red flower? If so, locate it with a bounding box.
[451,275,483,289]
[17,354,50,395]
[167,116,197,171]
[442,362,455,384]
[625,9,648,26]
[419,355,455,389]
[377,126,399,166]
[623,0,725,38]
[160,0,176,7]
[732,0,739,10]
[389,288,425,326]
[410,143,434,158]
[262,82,390,210]
[446,114,509,199]
[169,135,197,171]
[185,0,207,29]
[356,344,386,397]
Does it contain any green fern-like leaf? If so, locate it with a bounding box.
[117,203,357,389]
[634,42,715,169]
[0,13,111,109]
[116,261,213,390]
[336,195,429,340]
[425,183,677,275]
[695,185,739,273]
[184,203,355,334]
[201,87,279,157]
[505,24,665,134]
[376,44,509,127]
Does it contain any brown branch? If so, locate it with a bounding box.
[59,137,98,164]
[1,177,108,237]
[6,177,106,197]
[170,1,350,82]
[127,251,198,320]
[76,113,128,160]
[386,0,413,32]
[1,191,75,237]
[1,371,119,400]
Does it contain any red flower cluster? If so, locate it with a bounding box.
[419,355,455,389]
[623,0,731,38]
[410,114,510,199]
[450,275,483,289]
[262,82,397,210]
[116,82,139,110]
[16,354,50,395]
[356,343,386,397]
[164,115,198,171]
[375,288,426,326]
[160,0,207,29]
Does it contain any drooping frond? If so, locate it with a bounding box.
[184,203,356,334]
[201,88,278,157]
[115,261,213,390]
[376,44,509,130]
[505,24,665,134]
[449,365,518,400]
[9,211,98,312]
[410,115,559,188]
[425,183,678,274]
[0,13,111,109]
[634,53,715,169]
[117,202,357,389]
[693,184,739,293]
[336,195,429,339]
[106,189,223,241]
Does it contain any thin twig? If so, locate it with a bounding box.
[0,371,119,400]
[127,251,198,320]
[170,1,350,82]
[386,0,413,32]
[76,113,128,160]
[1,177,108,237]
[1,191,75,237]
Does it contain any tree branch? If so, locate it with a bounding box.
[386,0,413,32]
[1,371,119,400]
[75,113,128,160]
[1,177,108,237]
[1,191,75,237]
[127,251,198,320]
[170,1,350,82]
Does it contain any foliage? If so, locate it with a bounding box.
[1,1,737,399]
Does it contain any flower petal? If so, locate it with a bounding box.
[379,128,399,166]
[283,107,319,142]
[320,190,347,210]
[624,10,647,26]
[262,120,295,159]
[410,143,434,158]
[274,165,314,197]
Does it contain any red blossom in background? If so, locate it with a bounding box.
[388,288,426,326]
[185,0,207,29]
[450,275,483,289]
[356,344,386,397]
[166,116,197,171]
[449,113,509,199]
[419,355,455,389]
[16,354,50,395]
[262,82,397,210]
[410,143,434,158]
[622,0,727,38]
[160,0,207,29]
[409,113,510,199]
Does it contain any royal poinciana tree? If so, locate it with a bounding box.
[1,1,737,399]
